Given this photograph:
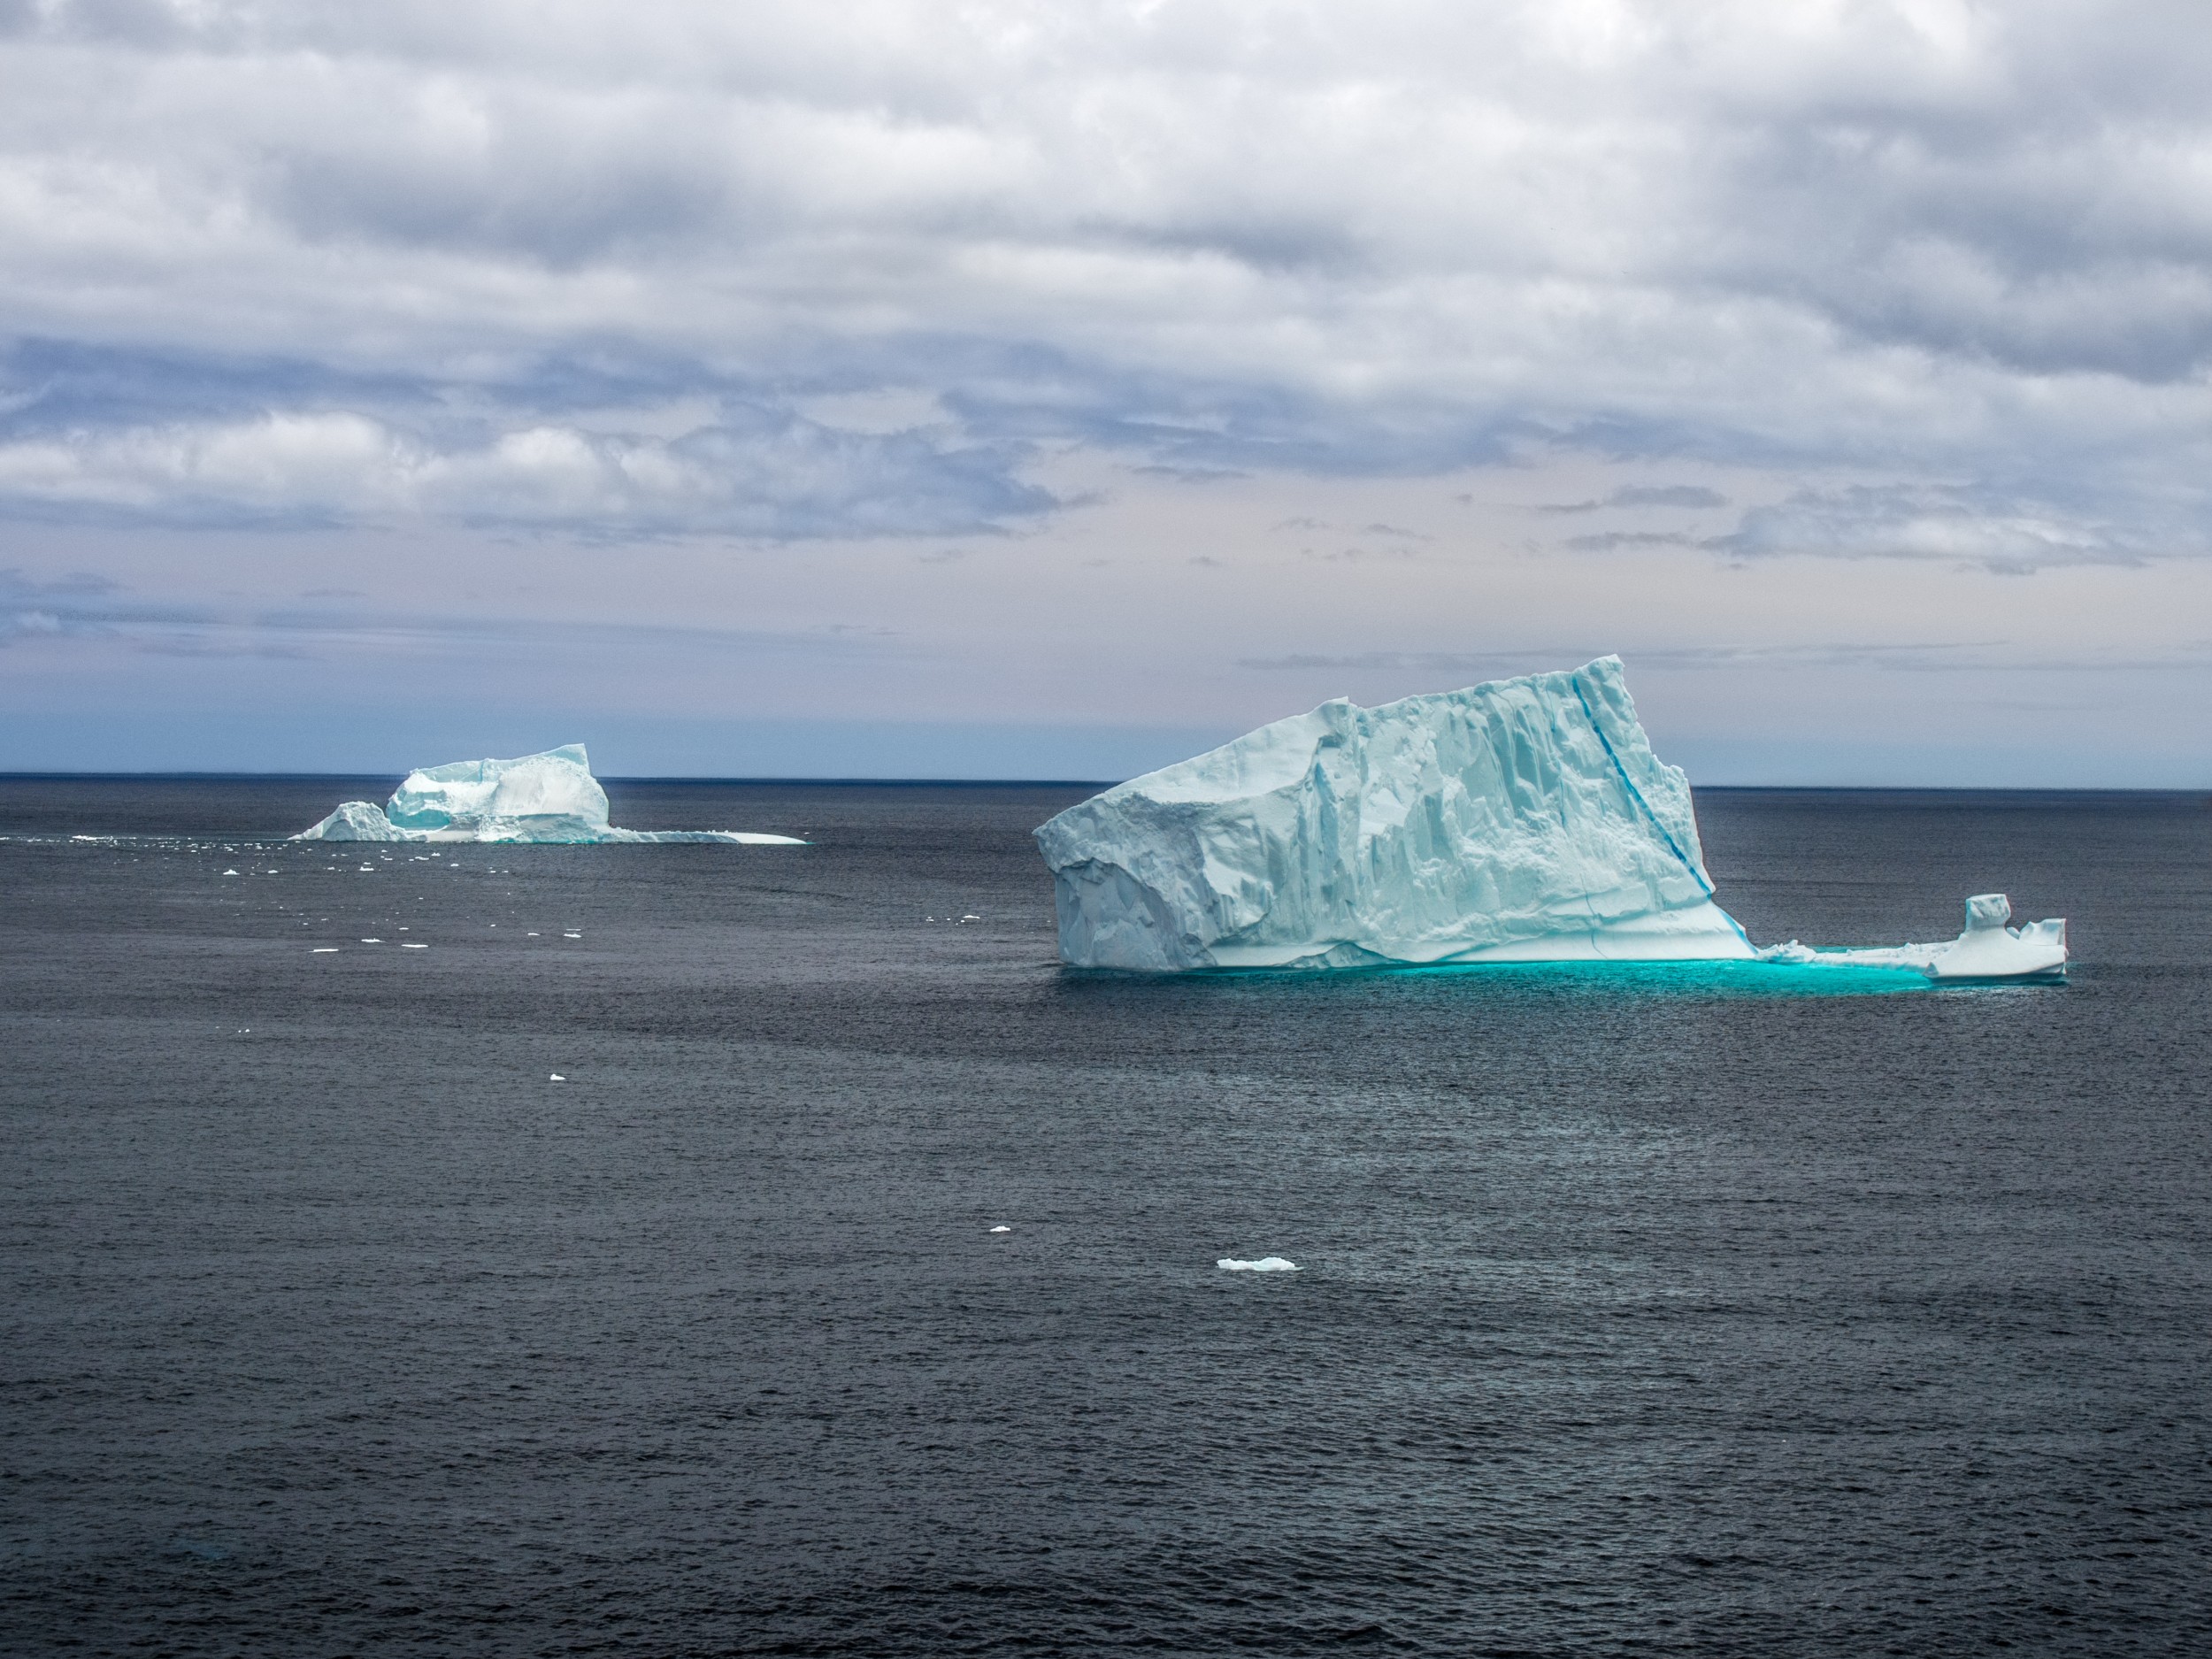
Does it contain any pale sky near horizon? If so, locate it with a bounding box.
[3,0,2210,784]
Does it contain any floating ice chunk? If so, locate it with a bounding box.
[989,1225,1011,1233]
[221,868,239,877]
[549,1072,566,1082]
[1218,1256,1300,1271]
[401,942,426,949]
[311,947,338,954]
[360,938,380,943]
[1761,893,2068,982]
[295,745,810,845]
[1038,657,1755,971]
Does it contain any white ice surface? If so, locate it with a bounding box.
[1218,1257,1301,1271]
[1762,893,2068,981]
[1035,657,1755,971]
[295,745,807,845]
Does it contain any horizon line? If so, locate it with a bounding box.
[0,771,2206,797]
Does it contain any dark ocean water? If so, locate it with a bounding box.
[4,779,2209,1657]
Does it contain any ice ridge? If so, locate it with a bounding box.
[295,745,805,845]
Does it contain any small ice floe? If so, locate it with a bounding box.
[549,1072,566,1082]
[222,868,240,877]
[360,938,380,944]
[563,932,581,939]
[1217,1256,1300,1272]
[526,932,539,936]
[311,947,339,954]
[401,942,427,949]
[989,1225,1011,1233]
[960,913,979,923]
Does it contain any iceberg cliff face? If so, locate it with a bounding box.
[296,745,805,845]
[1035,657,1754,971]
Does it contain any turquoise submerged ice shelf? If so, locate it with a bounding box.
[1035,657,2065,981]
[296,745,805,845]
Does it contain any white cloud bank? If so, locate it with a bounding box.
[0,0,2208,550]
[0,406,1050,533]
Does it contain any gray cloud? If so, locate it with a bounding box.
[1563,531,1701,552]
[0,348,1056,534]
[1541,485,1731,513]
[1709,483,2195,571]
[0,1,2209,550]
[1238,641,2212,677]
[0,566,918,661]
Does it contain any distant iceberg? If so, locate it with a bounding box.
[295,745,806,845]
[1035,657,2064,980]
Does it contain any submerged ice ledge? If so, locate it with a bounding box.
[1035,657,2065,982]
[295,744,805,846]
[1762,893,2068,983]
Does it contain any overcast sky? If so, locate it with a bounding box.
[3,0,2209,781]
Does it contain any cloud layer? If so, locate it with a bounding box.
[1,0,2208,551]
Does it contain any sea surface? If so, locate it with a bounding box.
[4,779,2209,1656]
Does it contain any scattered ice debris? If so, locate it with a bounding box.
[549,1073,566,1082]
[989,1225,1011,1233]
[1217,1257,1300,1272]
[295,744,810,844]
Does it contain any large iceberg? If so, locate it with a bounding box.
[1036,657,1751,971]
[1035,657,2065,980]
[295,745,805,845]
